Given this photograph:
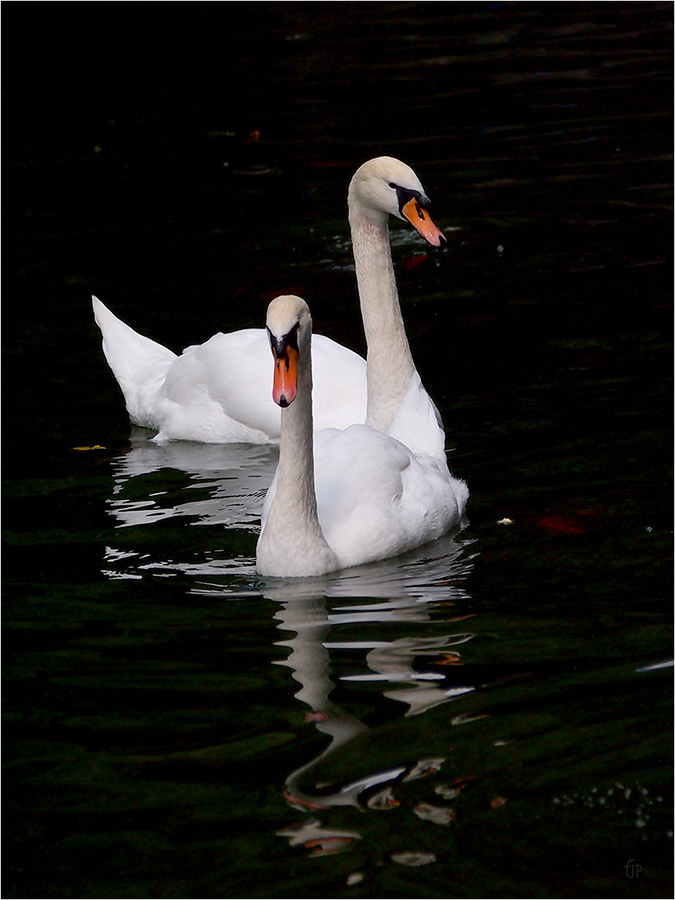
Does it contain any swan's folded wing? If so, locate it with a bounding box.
[386,371,446,462]
[313,425,466,569]
[313,425,411,566]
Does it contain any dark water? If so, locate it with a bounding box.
[3,4,673,898]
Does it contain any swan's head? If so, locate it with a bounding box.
[266,295,312,408]
[348,156,446,247]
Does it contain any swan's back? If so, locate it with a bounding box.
[157,330,367,442]
[158,329,281,442]
[93,296,367,443]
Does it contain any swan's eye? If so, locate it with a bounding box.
[388,182,397,189]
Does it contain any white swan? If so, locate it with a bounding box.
[93,156,446,445]
[92,296,366,443]
[256,296,468,578]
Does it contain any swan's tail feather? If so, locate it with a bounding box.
[92,296,176,428]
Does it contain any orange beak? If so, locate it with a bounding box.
[272,345,299,407]
[401,197,445,247]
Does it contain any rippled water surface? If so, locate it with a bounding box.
[4,4,673,898]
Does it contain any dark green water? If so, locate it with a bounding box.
[3,4,673,898]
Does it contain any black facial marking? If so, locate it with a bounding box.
[391,183,432,216]
[267,321,300,361]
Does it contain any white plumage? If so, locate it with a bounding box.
[256,296,468,578]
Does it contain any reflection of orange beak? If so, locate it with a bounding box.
[272,345,299,407]
[401,197,445,247]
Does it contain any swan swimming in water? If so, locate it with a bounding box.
[256,295,468,578]
[93,156,446,447]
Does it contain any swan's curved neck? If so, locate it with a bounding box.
[349,201,417,433]
[275,343,321,530]
[259,337,337,576]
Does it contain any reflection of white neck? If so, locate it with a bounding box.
[274,596,368,809]
[349,200,417,433]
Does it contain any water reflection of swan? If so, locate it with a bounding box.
[257,296,468,576]
[265,539,475,819]
[342,635,475,717]
[107,428,278,530]
[92,157,444,445]
[99,445,476,860]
